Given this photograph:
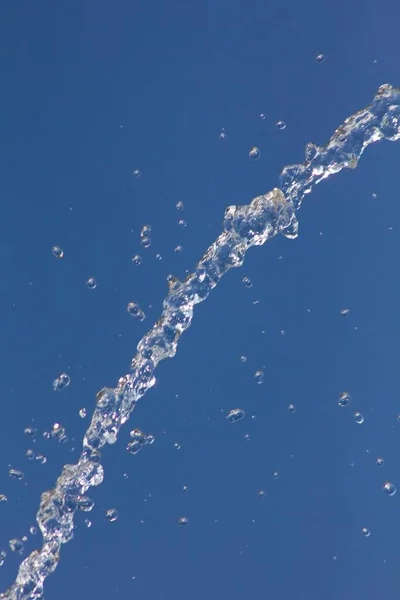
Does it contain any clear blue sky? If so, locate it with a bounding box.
[1,0,400,599]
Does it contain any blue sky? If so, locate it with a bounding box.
[1,0,400,599]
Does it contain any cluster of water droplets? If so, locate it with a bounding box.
[2,84,400,600]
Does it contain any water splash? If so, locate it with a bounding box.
[2,83,399,600]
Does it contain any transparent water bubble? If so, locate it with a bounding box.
[178,516,188,526]
[340,308,350,317]
[182,485,188,492]
[249,147,261,161]
[140,224,151,237]
[86,277,97,290]
[133,169,141,178]
[178,219,187,228]
[42,431,50,440]
[242,276,252,288]
[316,53,325,63]
[9,539,24,554]
[254,370,265,384]
[174,245,183,254]
[105,508,118,522]
[376,457,384,466]
[78,496,95,512]
[26,449,35,460]
[240,356,247,363]
[338,392,351,407]
[288,404,296,412]
[0,495,8,504]
[219,129,227,140]
[79,408,87,418]
[36,455,47,464]
[273,471,280,480]
[174,442,181,450]
[259,113,266,120]
[29,526,37,535]
[141,237,151,249]
[383,481,396,496]
[52,245,64,259]
[362,527,371,537]
[24,427,37,438]
[354,412,364,424]
[258,490,265,497]
[9,469,24,480]
[84,519,92,528]
[176,201,184,211]
[51,423,66,441]
[53,372,70,391]
[244,433,251,441]
[226,408,245,423]
[127,302,146,321]
[132,255,142,266]
[156,253,163,261]
[276,121,286,130]
[146,434,155,445]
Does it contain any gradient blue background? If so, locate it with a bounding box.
[1,0,400,598]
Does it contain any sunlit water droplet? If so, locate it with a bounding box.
[376,457,384,466]
[53,372,70,391]
[105,508,118,522]
[254,370,265,384]
[249,147,261,161]
[9,469,24,480]
[176,201,184,211]
[242,276,252,288]
[86,277,97,290]
[26,449,35,460]
[141,237,151,249]
[178,219,187,228]
[36,454,47,464]
[276,121,286,130]
[340,308,350,316]
[0,495,8,504]
[226,408,245,423]
[219,129,227,140]
[79,408,87,418]
[24,427,37,438]
[288,404,296,412]
[29,526,37,536]
[133,169,141,178]
[354,412,364,424]
[132,255,142,266]
[362,527,371,537]
[174,245,183,253]
[258,490,265,497]
[259,113,266,120]
[383,481,396,496]
[240,356,247,363]
[84,519,92,528]
[338,392,351,407]
[178,516,188,526]
[127,302,146,321]
[52,245,64,259]
[78,496,95,512]
[273,472,280,479]
[9,539,24,554]
[316,53,325,63]
[174,442,181,450]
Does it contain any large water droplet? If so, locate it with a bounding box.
[354,412,364,424]
[78,496,95,512]
[86,277,97,290]
[127,302,146,321]
[362,527,371,537]
[383,481,396,496]
[226,408,245,423]
[9,539,24,554]
[276,121,286,130]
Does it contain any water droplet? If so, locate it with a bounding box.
[376,457,384,466]
[9,539,24,554]
[273,471,280,480]
[141,237,151,249]
[0,495,8,504]
[26,449,35,460]
[79,408,87,418]
[36,454,47,464]
[276,121,286,130]
[156,253,162,260]
[354,412,364,424]
[105,508,118,522]
[52,245,64,259]
[242,276,252,288]
[51,422,67,442]
[178,516,188,526]
[174,245,183,253]
[178,219,187,228]
[254,370,265,384]
[176,201,184,211]
[249,147,261,161]
[362,527,371,537]
[133,169,141,177]
[9,469,24,480]
[140,224,151,238]
[24,427,37,438]
[78,496,95,512]
[42,431,50,440]
[53,372,70,391]
[182,485,188,492]
[258,490,265,497]
[340,308,350,317]
[174,442,181,450]
[244,433,250,441]
[259,113,266,120]
[132,255,142,266]
[372,192,378,199]
[383,481,396,496]
[240,356,247,363]
[146,434,155,445]
[29,526,37,535]
[288,404,296,412]
[338,392,351,407]
[86,277,97,290]
[127,302,146,321]
[226,408,245,423]
[219,129,227,140]
[316,53,325,63]
[84,519,92,528]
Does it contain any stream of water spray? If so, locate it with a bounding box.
[2,83,400,600]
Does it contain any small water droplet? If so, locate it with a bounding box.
[340,308,350,317]
[354,412,364,424]
[26,449,35,460]
[9,469,24,480]
[127,302,145,321]
[178,516,188,526]
[9,539,24,554]
[276,121,286,130]
[254,370,265,384]
[132,255,142,266]
[258,489,265,497]
[273,471,280,480]
[29,526,37,535]
[316,53,325,63]
[36,454,47,464]
[362,527,371,537]
[84,519,92,528]
[174,442,181,450]
[79,408,87,418]
[174,245,183,254]
[219,128,227,140]
[133,169,141,178]
[156,253,162,260]
[338,392,351,407]
[376,457,384,466]
[141,237,151,249]
[182,485,188,492]
[24,427,37,438]
[178,219,187,228]
[53,372,70,391]
[383,481,396,496]
[249,147,261,161]
[176,201,184,211]
[0,495,8,504]
[105,508,118,522]
[226,408,245,423]
[288,404,296,412]
[240,356,247,363]
[86,277,97,290]
[52,245,64,259]
[259,113,266,120]
[242,276,252,288]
